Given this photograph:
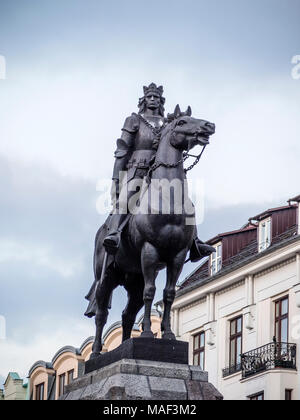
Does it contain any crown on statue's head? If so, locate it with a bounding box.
[143,83,164,97]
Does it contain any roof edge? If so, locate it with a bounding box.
[207,224,257,245]
[249,204,297,223]
[51,345,80,365]
[28,360,54,377]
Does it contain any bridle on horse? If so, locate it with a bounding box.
[146,118,208,181]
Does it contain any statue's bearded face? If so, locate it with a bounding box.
[145,92,161,110]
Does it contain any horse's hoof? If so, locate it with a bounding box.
[140,331,154,339]
[89,352,101,360]
[162,332,176,341]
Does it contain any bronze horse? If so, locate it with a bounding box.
[85,105,215,358]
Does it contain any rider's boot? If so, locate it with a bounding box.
[189,235,216,263]
[103,213,128,254]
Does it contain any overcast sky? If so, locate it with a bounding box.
[0,0,299,387]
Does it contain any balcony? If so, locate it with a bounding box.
[222,363,242,378]
[241,342,297,379]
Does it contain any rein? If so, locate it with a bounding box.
[147,147,206,175]
[146,120,208,182]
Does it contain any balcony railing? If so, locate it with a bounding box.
[222,363,242,378]
[241,342,297,379]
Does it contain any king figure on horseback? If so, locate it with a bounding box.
[103,82,214,262]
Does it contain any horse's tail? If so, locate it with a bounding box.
[84,220,109,318]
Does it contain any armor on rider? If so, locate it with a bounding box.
[103,83,214,262]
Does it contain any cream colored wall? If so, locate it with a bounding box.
[215,283,246,319]
[179,300,207,336]
[220,261,299,400]
[174,254,300,400]
[81,342,93,361]
[53,353,83,400]
[4,377,27,400]
[103,327,124,352]
[30,368,52,400]
[30,351,88,400]
[255,260,297,345]
[240,370,298,400]
[254,261,296,304]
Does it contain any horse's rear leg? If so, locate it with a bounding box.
[162,249,188,340]
[90,274,118,359]
[141,242,160,338]
[122,276,144,342]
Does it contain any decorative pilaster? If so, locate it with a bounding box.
[294,253,300,308]
[244,275,255,330]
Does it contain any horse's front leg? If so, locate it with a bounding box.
[140,242,160,338]
[162,249,188,340]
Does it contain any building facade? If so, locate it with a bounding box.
[0,372,28,400]
[170,195,300,400]
[28,311,161,400]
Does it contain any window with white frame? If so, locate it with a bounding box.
[258,217,271,252]
[193,331,205,370]
[211,242,222,275]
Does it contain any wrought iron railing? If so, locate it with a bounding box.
[222,363,242,378]
[241,342,297,379]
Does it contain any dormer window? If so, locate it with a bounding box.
[258,217,271,252]
[211,242,222,275]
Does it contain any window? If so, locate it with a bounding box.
[67,369,74,384]
[35,382,44,400]
[193,332,205,370]
[285,389,292,400]
[58,373,66,397]
[229,316,243,370]
[249,392,264,400]
[275,296,289,343]
[259,217,271,252]
[211,242,222,275]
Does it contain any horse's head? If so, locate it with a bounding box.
[166,104,215,151]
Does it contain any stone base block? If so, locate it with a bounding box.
[61,359,223,400]
[85,338,188,374]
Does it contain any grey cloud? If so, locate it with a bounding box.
[0,156,102,337]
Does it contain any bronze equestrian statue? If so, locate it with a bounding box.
[85,83,215,358]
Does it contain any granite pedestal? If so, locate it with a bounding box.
[60,339,223,400]
[85,337,188,374]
